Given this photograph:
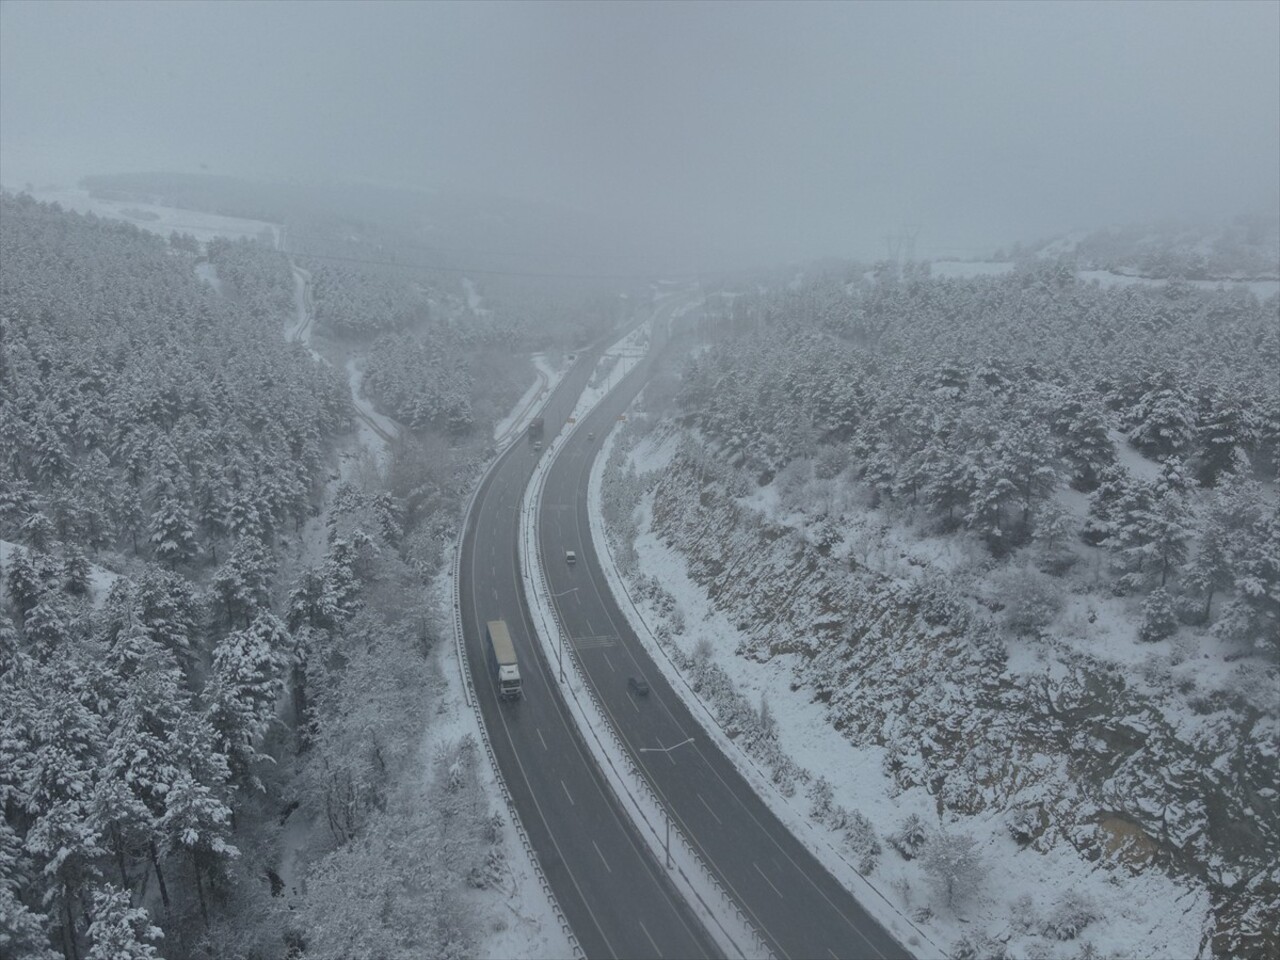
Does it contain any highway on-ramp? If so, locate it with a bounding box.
[535,326,913,960]
[458,295,719,960]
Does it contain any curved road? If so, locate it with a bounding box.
[458,296,719,960]
[536,322,912,959]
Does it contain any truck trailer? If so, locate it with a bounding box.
[485,619,522,699]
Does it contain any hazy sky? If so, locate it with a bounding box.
[2,0,1277,264]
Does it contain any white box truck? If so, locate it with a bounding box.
[485,619,522,699]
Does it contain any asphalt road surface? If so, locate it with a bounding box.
[458,296,720,960]
[536,317,912,960]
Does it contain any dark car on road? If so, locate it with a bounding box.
[628,676,650,696]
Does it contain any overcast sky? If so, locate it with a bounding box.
[2,0,1276,265]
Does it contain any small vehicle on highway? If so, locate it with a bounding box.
[565,550,577,564]
[587,431,595,441]
[628,676,650,696]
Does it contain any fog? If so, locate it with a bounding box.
[2,0,1276,266]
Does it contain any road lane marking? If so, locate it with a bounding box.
[571,634,616,649]
[560,780,575,806]
[754,861,784,899]
[601,651,615,673]
[592,840,612,873]
[638,919,662,957]
[537,728,548,751]
[696,792,722,825]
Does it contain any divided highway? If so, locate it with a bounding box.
[457,296,718,960]
[535,322,912,959]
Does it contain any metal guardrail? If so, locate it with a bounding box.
[523,441,772,960]
[518,321,776,960]
[451,422,585,959]
[586,428,941,959]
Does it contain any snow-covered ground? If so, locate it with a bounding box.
[1078,270,1279,301]
[343,357,399,468]
[285,263,317,352]
[588,424,1212,960]
[928,260,1278,300]
[20,186,281,247]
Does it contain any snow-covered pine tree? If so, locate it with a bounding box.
[1128,374,1195,459]
[206,612,290,787]
[85,884,163,960]
[1138,587,1178,642]
[149,494,199,568]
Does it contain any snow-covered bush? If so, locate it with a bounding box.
[888,813,929,860]
[992,564,1064,636]
[921,829,984,908]
[952,932,1011,960]
[814,443,851,481]
[692,635,713,662]
[909,571,971,628]
[842,809,882,874]
[1042,888,1098,941]
[1033,500,1079,575]
[1008,892,1039,933]
[1008,805,1042,846]
[808,775,834,820]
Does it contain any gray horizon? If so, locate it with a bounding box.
[2,0,1276,267]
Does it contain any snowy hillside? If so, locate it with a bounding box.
[598,263,1279,959]
[1026,218,1280,282]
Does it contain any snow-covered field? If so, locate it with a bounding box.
[20,186,281,246]
[930,260,1278,299]
[589,423,1214,960]
[1078,270,1279,301]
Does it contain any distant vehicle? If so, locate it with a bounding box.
[528,417,545,440]
[628,676,650,696]
[485,620,522,699]
[533,440,542,451]
[565,550,577,564]
[587,431,595,441]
